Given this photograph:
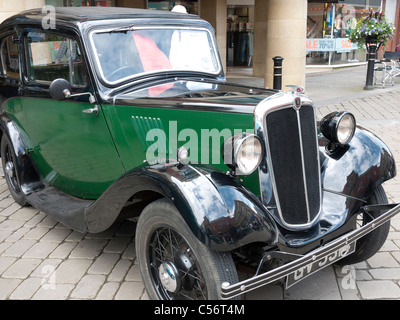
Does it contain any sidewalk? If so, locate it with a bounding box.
[0,66,399,300]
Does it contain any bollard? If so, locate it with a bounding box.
[272,56,284,90]
[364,42,378,90]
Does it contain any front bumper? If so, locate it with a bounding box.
[221,203,400,300]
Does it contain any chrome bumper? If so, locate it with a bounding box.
[221,203,400,300]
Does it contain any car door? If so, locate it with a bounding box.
[2,30,125,199]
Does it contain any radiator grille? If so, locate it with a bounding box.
[265,105,320,226]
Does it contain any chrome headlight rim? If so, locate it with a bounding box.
[223,133,264,176]
[320,111,356,146]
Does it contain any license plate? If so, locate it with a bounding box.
[285,242,356,289]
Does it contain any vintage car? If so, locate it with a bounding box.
[0,7,399,300]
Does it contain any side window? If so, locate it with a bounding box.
[26,32,87,87]
[1,35,20,79]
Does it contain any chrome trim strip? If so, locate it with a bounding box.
[295,108,311,223]
[221,203,400,299]
[255,92,322,230]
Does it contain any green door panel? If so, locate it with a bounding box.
[102,104,260,195]
[4,97,125,199]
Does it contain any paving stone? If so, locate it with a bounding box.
[70,274,106,299]
[125,263,142,282]
[2,239,36,257]
[31,258,63,278]
[103,237,131,254]
[2,258,42,279]
[40,228,71,243]
[108,259,132,282]
[95,282,120,300]
[0,278,21,299]
[367,252,400,268]
[23,242,58,259]
[0,203,24,217]
[115,281,144,300]
[54,259,92,284]
[0,219,25,232]
[357,280,400,299]
[22,227,49,240]
[10,277,43,300]
[9,207,40,221]
[32,283,75,300]
[49,242,78,259]
[369,268,400,280]
[0,256,17,275]
[69,239,108,259]
[88,253,119,275]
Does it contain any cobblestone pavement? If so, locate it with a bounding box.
[0,76,400,300]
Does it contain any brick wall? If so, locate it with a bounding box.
[395,0,400,50]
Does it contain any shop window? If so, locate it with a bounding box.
[227,6,254,67]
[307,1,381,66]
[1,35,20,79]
[45,0,115,7]
[25,32,87,87]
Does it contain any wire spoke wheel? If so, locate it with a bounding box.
[136,198,239,300]
[149,226,207,300]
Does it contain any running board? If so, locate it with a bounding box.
[26,186,94,233]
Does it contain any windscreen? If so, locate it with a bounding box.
[90,27,220,84]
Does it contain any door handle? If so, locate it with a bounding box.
[82,105,99,116]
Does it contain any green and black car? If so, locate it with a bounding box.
[0,7,398,300]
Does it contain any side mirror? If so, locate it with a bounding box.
[49,78,96,103]
[49,78,72,100]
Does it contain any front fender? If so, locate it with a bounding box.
[85,163,278,251]
[320,125,396,201]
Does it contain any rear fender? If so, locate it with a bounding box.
[0,115,43,194]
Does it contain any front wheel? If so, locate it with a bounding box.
[338,185,390,265]
[135,198,239,300]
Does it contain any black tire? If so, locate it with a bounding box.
[338,185,390,265]
[135,198,239,300]
[1,134,27,206]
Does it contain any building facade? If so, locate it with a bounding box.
[1,0,399,88]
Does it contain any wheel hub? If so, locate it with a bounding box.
[159,261,180,293]
[5,161,14,178]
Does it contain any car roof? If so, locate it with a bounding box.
[1,7,199,28]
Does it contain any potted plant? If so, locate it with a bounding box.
[348,9,395,49]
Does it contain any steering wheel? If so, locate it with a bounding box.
[107,66,137,82]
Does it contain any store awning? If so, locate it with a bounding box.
[339,0,381,6]
[308,0,381,5]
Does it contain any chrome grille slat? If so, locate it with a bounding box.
[255,93,321,230]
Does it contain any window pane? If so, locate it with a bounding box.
[1,36,20,78]
[26,32,87,86]
[91,28,220,84]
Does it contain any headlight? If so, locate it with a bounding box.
[223,133,263,175]
[320,111,356,146]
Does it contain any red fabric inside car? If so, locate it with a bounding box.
[132,33,173,96]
